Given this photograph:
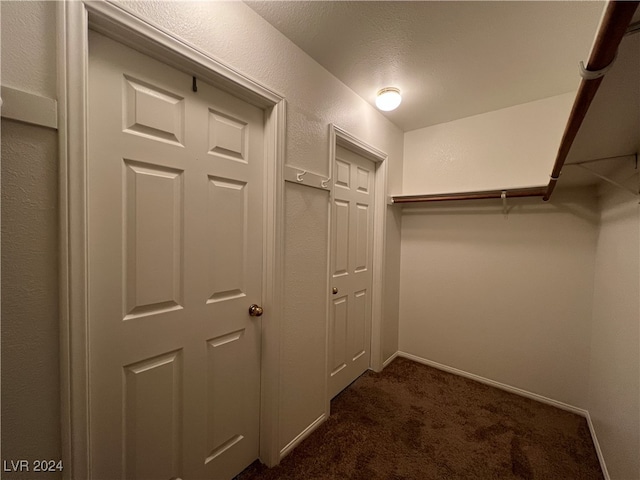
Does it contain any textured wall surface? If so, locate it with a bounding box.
[1,1,56,98]
[1,119,61,479]
[399,187,599,408]
[588,186,640,480]
[402,93,574,195]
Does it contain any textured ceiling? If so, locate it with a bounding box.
[245,1,606,132]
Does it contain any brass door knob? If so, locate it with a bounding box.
[332,287,338,294]
[248,304,264,317]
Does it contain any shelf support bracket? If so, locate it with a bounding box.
[570,163,639,198]
[501,191,508,218]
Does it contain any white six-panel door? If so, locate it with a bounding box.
[329,145,375,399]
[87,31,264,480]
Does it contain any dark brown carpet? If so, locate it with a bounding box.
[238,357,603,480]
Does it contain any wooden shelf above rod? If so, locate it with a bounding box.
[392,186,547,204]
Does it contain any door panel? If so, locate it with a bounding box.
[333,200,350,276]
[355,203,370,272]
[124,350,183,480]
[124,160,184,319]
[208,109,248,161]
[329,146,375,398]
[351,290,367,360]
[205,329,250,466]
[123,74,186,146]
[206,176,247,304]
[88,31,263,480]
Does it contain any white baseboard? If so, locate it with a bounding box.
[279,413,326,460]
[382,351,399,369]
[397,351,587,416]
[585,411,610,480]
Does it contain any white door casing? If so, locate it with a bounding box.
[88,31,263,479]
[328,146,376,398]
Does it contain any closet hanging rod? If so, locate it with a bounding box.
[392,186,546,204]
[544,0,639,201]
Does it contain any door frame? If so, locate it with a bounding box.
[326,124,388,405]
[57,1,286,477]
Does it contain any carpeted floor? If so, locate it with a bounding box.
[238,357,603,480]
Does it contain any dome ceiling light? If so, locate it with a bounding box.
[375,87,402,111]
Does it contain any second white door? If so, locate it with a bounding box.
[329,145,375,398]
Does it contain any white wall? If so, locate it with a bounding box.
[399,188,599,408]
[402,92,575,195]
[1,2,61,477]
[588,183,640,480]
[1,0,404,465]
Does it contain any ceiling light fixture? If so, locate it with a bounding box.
[375,87,402,111]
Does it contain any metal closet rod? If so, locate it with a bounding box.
[392,187,546,204]
[544,0,639,201]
